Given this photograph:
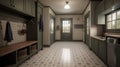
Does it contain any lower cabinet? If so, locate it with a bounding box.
[91,37,107,64]
[98,41,107,64]
[116,46,120,67]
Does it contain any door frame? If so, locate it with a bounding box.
[60,18,73,41]
[84,12,90,47]
[50,14,55,44]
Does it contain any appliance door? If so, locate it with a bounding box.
[107,37,117,67]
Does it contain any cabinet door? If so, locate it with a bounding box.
[31,0,35,17]
[105,0,114,10]
[0,0,11,7]
[114,0,120,5]
[99,41,107,64]
[91,37,94,51]
[24,0,31,15]
[14,0,24,12]
[94,39,99,55]
[116,46,120,67]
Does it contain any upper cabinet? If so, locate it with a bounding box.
[0,0,35,17]
[95,1,105,25]
[14,0,24,12]
[114,0,120,5]
[0,0,13,8]
[24,0,35,17]
[31,0,35,17]
[105,0,114,10]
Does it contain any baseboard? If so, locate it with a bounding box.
[43,45,50,47]
[55,40,83,42]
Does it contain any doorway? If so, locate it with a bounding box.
[50,15,55,44]
[84,13,90,47]
[61,18,72,41]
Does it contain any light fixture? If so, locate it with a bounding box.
[112,7,115,10]
[64,1,70,9]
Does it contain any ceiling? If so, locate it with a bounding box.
[39,0,90,14]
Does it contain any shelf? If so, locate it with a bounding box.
[17,48,28,61]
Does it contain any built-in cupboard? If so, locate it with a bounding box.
[0,0,35,17]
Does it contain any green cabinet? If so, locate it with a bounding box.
[0,0,12,8]
[14,0,24,12]
[24,0,35,16]
[91,37,107,64]
[116,46,120,67]
[31,0,35,17]
[0,0,24,11]
[98,40,107,64]
[105,0,114,10]
[24,0,31,15]
[91,38,99,55]
[0,0,35,17]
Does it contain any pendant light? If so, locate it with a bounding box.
[64,1,70,9]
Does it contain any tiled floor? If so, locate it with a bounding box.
[19,42,107,67]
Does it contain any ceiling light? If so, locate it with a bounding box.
[64,1,70,9]
[112,7,115,10]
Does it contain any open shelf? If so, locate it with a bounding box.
[0,41,38,67]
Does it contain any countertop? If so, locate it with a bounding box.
[106,34,120,38]
[91,36,106,41]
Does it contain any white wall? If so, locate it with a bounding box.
[55,15,84,40]
[1,20,26,45]
[43,7,55,45]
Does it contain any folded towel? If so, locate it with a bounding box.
[4,21,13,42]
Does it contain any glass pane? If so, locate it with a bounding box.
[107,15,112,21]
[111,21,116,29]
[117,20,120,29]
[107,22,112,29]
[117,10,120,19]
[87,18,89,35]
[50,19,54,34]
[112,13,116,21]
[62,20,71,33]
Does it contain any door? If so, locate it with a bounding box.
[61,18,72,41]
[50,16,55,44]
[84,13,90,47]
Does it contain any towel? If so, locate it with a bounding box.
[4,21,13,42]
[39,15,43,31]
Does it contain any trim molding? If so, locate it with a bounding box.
[82,1,90,14]
[43,45,50,47]
[55,40,83,42]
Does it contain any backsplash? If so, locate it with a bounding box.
[1,20,26,45]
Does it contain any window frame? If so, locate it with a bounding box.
[106,9,120,30]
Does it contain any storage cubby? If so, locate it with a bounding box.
[30,44,37,55]
[17,48,28,61]
[0,52,17,67]
[0,41,37,67]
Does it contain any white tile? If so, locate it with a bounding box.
[19,42,107,67]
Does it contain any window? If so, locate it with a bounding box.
[106,10,120,29]
[62,20,71,33]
